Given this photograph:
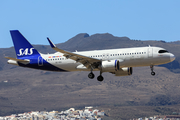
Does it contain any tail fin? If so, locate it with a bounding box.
[10,30,40,58]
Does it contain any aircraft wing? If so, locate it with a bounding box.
[47,38,101,69]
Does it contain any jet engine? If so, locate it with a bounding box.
[114,67,133,76]
[101,60,120,72]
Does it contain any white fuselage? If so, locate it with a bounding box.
[40,46,175,72]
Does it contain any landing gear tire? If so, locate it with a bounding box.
[151,72,155,76]
[88,72,95,79]
[97,75,104,82]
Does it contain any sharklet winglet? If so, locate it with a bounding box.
[47,37,56,48]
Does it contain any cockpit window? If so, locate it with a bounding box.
[158,50,169,53]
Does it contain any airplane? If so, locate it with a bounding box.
[5,30,176,81]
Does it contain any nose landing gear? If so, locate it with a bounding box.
[150,65,155,76]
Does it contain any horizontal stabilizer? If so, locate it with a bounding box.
[5,56,30,63]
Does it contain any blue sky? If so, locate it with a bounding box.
[0,0,180,48]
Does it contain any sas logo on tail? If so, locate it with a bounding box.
[17,48,34,56]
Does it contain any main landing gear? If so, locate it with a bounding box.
[150,65,155,76]
[88,72,104,82]
[97,71,104,82]
[88,72,95,79]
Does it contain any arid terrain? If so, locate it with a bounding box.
[0,33,180,120]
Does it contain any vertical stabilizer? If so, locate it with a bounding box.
[10,30,40,58]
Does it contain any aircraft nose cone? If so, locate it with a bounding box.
[170,54,175,62]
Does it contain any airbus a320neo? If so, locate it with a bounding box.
[5,30,175,81]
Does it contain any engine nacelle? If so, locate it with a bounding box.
[101,60,120,72]
[115,67,133,76]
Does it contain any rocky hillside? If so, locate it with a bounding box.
[0,33,180,119]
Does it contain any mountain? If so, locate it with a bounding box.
[1,33,180,72]
[0,33,180,119]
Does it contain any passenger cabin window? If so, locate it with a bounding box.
[158,50,168,53]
